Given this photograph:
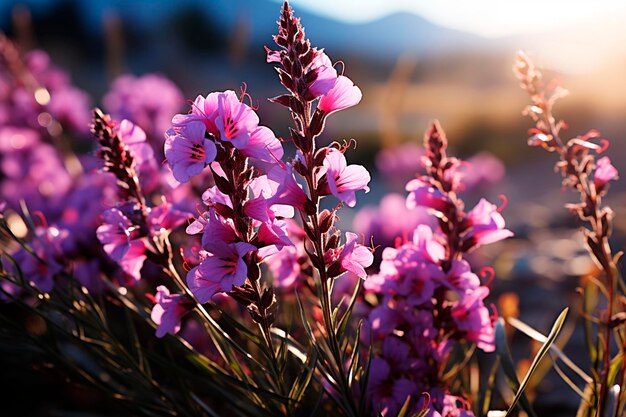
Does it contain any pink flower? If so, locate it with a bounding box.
[150,285,193,338]
[266,245,300,289]
[405,178,451,212]
[96,208,141,262]
[308,52,338,98]
[465,198,513,248]
[147,202,189,235]
[324,232,374,279]
[445,260,481,291]
[172,93,220,136]
[321,149,370,207]
[337,232,373,279]
[451,286,495,352]
[264,220,306,289]
[240,126,284,163]
[267,163,309,211]
[595,156,618,191]
[164,120,217,183]
[96,208,147,280]
[412,225,445,264]
[200,209,237,250]
[117,119,156,177]
[257,218,292,259]
[187,242,257,303]
[318,75,362,115]
[215,90,259,149]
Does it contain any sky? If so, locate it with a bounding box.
[280,0,626,38]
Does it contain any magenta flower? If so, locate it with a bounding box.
[96,207,147,281]
[266,245,300,289]
[267,163,309,211]
[117,119,153,168]
[318,75,362,115]
[187,242,257,303]
[594,156,618,191]
[412,225,445,264]
[465,198,513,248]
[150,285,193,338]
[337,232,373,279]
[405,178,451,212]
[451,286,495,352]
[117,119,159,191]
[321,149,370,207]
[164,120,217,183]
[172,93,219,137]
[104,73,184,144]
[146,202,189,234]
[368,355,418,417]
[96,208,141,262]
[264,219,306,289]
[200,209,237,251]
[445,260,481,291]
[240,126,284,163]
[308,52,338,98]
[215,90,259,149]
[257,219,292,259]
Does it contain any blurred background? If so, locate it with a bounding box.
[2,0,626,414]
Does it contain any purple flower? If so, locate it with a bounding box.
[318,75,362,115]
[451,286,495,352]
[175,92,220,136]
[405,178,451,212]
[165,120,217,183]
[96,207,146,281]
[321,149,370,207]
[353,193,434,249]
[267,163,309,211]
[117,119,159,191]
[264,220,306,289]
[368,355,418,417]
[215,90,259,149]
[336,232,373,279]
[266,245,300,289]
[308,52,338,98]
[240,126,284,163]
[147,202,189,235]
[187,242,257,303]
[198,209,237,251]
[150,285,193,338]
[256,218,292,259]
[96,208,142,261]
[465,198,513,248]
[594,156,618,191]
[445,260,480,291]
[104,73,183,147]
[463,152,505,190]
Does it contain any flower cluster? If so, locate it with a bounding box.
[363,122,512,416]
[0,36,123,295]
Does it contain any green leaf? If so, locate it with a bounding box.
[505,307,569,417]
[336,278,362,340]
[507,316,592,384]
[495,318,537,417]
[481,356,501,416]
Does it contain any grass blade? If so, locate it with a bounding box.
[505,307,569,417]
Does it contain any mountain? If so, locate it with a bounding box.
[200,0,496,58]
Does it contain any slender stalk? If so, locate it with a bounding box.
[515,53,623,417]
